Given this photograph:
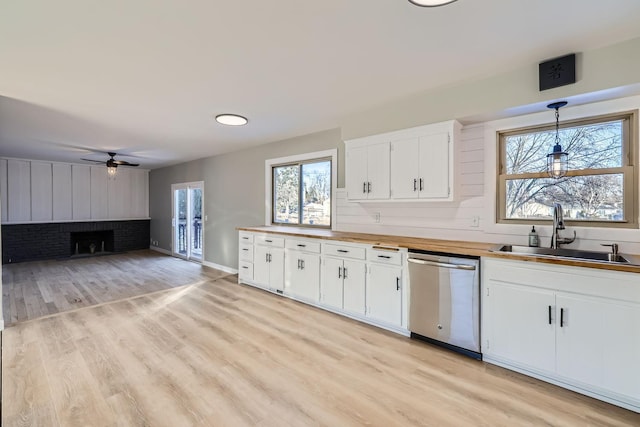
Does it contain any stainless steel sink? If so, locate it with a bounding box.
[492,245,629,263]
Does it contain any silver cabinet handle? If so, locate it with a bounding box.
[343,267,348,279]
[337,249,349,253]
[419,178,424,191]
[242,248,249,251]
[367,182,371,193]
[297,244,306,248]
[338,266,342,278]
[265,239,273,243]
[377,255,391,259]
[301,259,305,270]
[297,259,301,269]
[413,178,417,191]
[408,258,476,270]
[363,182,367,193]
[396,277,400,291]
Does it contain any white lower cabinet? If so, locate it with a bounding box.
[367,264,403,327]
[285,250,320,302]
[320,257,366,315]
[254,241,285,293]
[238,232,408,335]
[483,258,640,413]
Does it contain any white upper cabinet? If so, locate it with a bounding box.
[390,121,458,201]
[345,141,390,200]
[72,165,91,220]
[53,163,73,220]
[345,120,460,202]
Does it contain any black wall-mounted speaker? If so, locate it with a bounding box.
[539,53,576,91]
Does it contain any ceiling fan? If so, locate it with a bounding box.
[81,152,139,176]
[82,152,140,168]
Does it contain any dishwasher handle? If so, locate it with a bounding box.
[407,257,476,271]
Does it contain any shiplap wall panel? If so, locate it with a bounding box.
[7,159,31,222]
[90,166,109,219]
[0,159,7,221]
[53,163,73,220]
[30,161,53,221]
[336,124,486,239]
[72,165,91,220]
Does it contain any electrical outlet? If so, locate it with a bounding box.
[471,216,480,227]
[374,212,381,223]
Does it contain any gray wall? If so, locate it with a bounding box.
[149,129,342,269]
[150,35,640,271]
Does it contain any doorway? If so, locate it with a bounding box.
[172,182,204,262]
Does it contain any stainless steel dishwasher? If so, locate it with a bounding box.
[408,250,481,359]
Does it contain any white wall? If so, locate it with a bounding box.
[336,95,640,255]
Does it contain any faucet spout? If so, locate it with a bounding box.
[551,203,575,249]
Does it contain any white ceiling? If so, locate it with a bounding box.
[2,0,640,169]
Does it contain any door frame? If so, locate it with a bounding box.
[171,181,204,262]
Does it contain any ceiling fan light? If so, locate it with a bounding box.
[408,0,458,7]
[215,114,248,126]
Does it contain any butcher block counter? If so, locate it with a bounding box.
[237,226,640,274]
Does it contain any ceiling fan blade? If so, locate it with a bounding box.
[113,160,139,166]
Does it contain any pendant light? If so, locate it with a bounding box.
[546,101,568,179]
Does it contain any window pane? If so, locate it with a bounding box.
[505,120,623,174]
[301,160,331,226]
[505,174,624,221]
[273,165,299,224]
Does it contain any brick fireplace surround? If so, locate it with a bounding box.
[1,220,150,264]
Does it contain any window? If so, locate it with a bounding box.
[273,158,331,227]
[497,111,637,227]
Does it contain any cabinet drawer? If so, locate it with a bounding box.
[368,247,402,265]
[323,243,366,260]
[255,235,285,247]
[239,261,253,280]
[285,239,321,253]
[239,244,253,262]
[239,232,254,244]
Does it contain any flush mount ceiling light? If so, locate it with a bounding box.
[546,101,569,179]
[408,0,458,7]
[215,114,248,126]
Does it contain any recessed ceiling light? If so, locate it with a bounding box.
[408,0,458,7]
[215,114,248,126]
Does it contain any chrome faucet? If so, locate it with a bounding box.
[550,203,576,249]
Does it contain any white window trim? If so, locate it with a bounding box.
[265,149,338,229]
[483,95,640,244]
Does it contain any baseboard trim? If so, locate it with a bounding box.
[149,246,172,256]
[202,260,238,275]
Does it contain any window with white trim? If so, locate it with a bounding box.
[272,158,331,227]
[497,111,637,228]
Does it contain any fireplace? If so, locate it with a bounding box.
[70,230,115,256]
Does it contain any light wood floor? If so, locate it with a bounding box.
[3,266,639,426]
[2,250,227,326]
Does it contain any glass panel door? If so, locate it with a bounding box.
[172,182,204,262]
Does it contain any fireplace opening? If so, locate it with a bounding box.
[70,230,115,257]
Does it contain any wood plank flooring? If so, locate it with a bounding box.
[2,250,227,326]
[3,266,639,426]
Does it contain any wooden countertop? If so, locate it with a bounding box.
[238,226,640,274]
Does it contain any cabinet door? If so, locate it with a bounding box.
[556,293,640,400]
[254,245,271,288]
[486,282,555,373]
[390,137,420,199]
[346,146,368,200]
[30,162,53,221]
[367,264,402,326]
[52,163,72,220]
[284,251,303,296]
[72,165,91,220]
[320,257,344,310]
[419,133,449,199]
[269,248,285,292]
[7,159,31,222]
[343,260,366,315]
[292,253,320,302]
[366,143,390,200]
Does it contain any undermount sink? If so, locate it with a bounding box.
[492,245,629,264]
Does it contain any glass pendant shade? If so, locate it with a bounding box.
[107,163,117,177]
[547,144,568,179]
[409,0,458,6]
